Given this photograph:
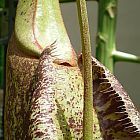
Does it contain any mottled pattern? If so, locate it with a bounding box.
[5,0,102,139]
[27,45,101,139]
[5,36,102,139]
[4,34,39,139]
[91,57,140,139]
[5,34,140,140]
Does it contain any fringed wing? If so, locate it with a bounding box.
[92,57,140,139]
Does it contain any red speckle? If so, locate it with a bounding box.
[34,131,45,138]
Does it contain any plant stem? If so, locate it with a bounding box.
[96,0,118,72]
[76,0,93,139]
[113,51,140,63]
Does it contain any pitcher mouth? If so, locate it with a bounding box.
[40,40,78,67]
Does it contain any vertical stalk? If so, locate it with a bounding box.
[76,0,93,139]
[96,0,118,72]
